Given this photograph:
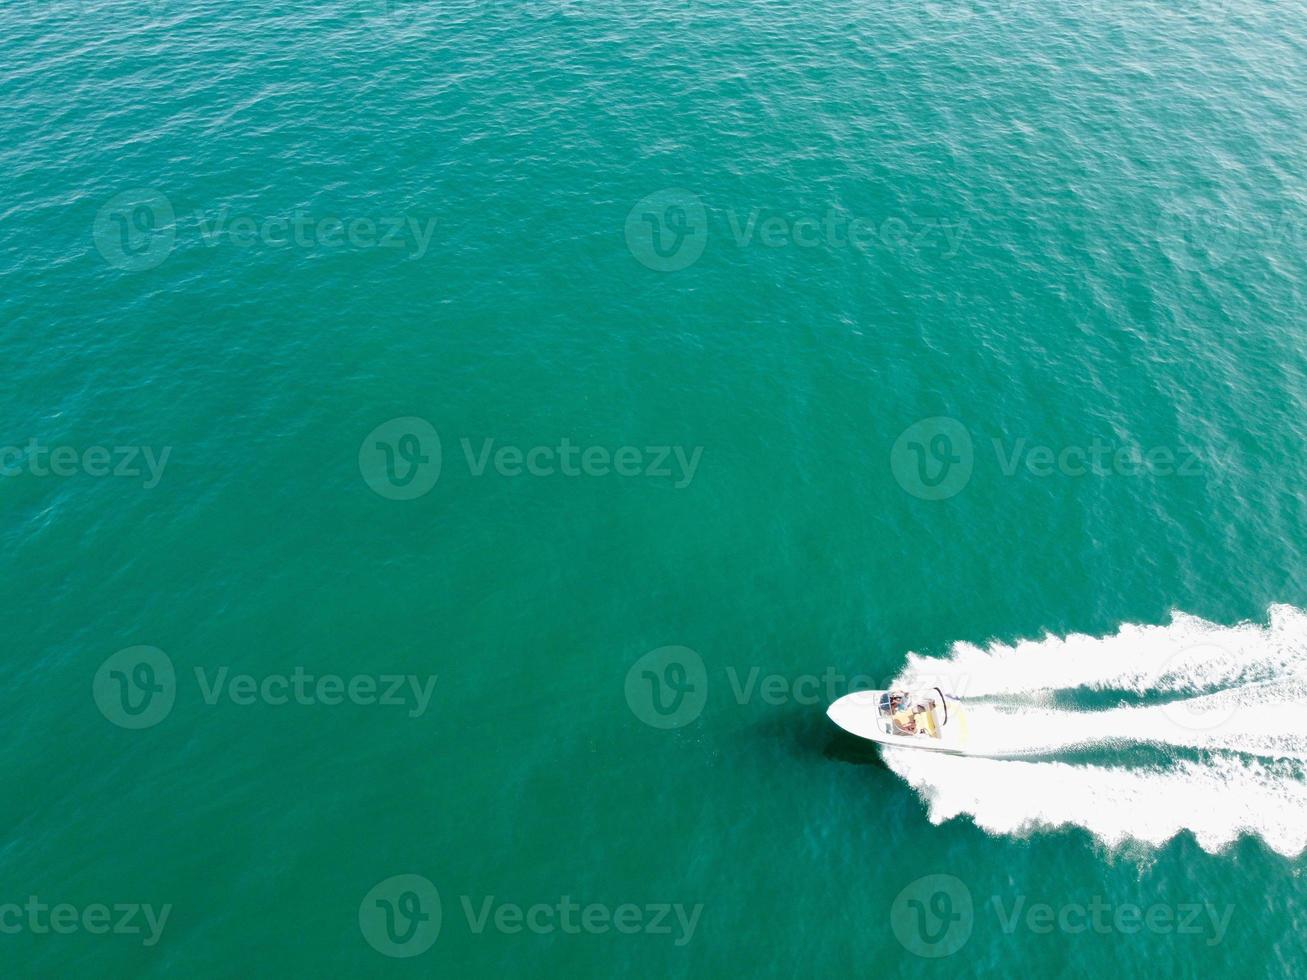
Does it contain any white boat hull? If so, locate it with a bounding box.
[827,688,971,753]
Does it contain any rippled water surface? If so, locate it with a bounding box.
[1,0,1305,976]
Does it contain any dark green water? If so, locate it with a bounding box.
[2,0,1305,976]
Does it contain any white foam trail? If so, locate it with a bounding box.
[896,604,1307,698]
[885,750,1307,858]
[881,606,1307,856]
[953,687,1307,760]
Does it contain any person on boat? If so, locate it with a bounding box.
[892,706,917,734]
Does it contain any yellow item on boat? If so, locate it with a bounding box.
[920,709,939,737]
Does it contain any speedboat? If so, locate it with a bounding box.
[826,687,971,753]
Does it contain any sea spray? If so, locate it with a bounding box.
[884,606,1307,856]
[896,605,1307,698]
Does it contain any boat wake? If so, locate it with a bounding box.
[882,605,1307,857]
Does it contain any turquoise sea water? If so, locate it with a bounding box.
[2,0,1306,976]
